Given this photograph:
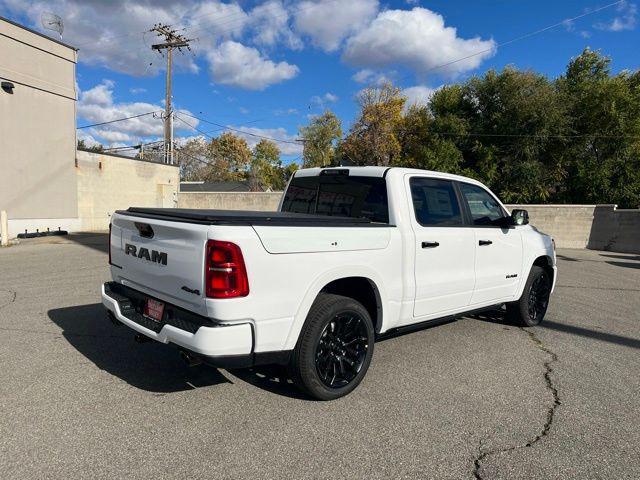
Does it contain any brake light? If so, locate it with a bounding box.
[205,240,249,298]
[108,222,112,265]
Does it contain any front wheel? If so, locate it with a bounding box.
[507,265,551,326]
[289,293,374,400]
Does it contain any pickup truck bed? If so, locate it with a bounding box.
[121,207,386,227]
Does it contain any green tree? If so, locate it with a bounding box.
[299,110,342,167]
[339,82,405,166]
[77,139,104,152]
[205,132,252,182]
[556,48,640,207]
[249,139,284,191]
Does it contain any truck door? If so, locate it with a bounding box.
[407,176,476,318]
[457,182,523,305]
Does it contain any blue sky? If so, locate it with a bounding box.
[1,0,638,162]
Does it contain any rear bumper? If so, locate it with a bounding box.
[102,282,254,363]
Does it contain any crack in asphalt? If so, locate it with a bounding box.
[473,327,561,480]
[0,289,17,310]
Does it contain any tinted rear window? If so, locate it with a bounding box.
[281,174,389,223]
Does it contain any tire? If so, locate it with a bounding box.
[506,265,552,327]
[289,293,375,400]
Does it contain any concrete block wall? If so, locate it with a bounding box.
[506,204,639,254]
[504,204,600,249]
[177,192,282,211]
[76,150,180,231]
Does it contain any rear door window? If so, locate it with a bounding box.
[409,178,463,226]
[281,174,389,223]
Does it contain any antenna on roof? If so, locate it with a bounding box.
[41,12,64,39]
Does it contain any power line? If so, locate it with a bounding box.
[77,111,159,129]
[396,0,625,82]
[430,131,640,140]
[178,112,304,145]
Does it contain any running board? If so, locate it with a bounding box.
[378,304,504,341]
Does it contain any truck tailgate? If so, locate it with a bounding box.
[110,213,209,315]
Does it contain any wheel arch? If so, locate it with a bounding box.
[516,254,555,300]
[283,268,389,350]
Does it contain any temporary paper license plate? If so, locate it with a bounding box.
[144,298,165,322]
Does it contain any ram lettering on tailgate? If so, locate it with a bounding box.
[124,243,167,265]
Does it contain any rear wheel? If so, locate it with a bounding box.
[507,265,551,326]
[289,293,374,400]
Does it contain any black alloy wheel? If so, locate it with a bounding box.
[289,293,375,400]
[314,313,369,389]
[527,272,551,324]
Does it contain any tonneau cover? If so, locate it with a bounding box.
[119,207,386,227]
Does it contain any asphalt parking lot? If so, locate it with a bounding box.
[0,234,639,479]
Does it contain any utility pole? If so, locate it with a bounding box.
[150,24,192,165]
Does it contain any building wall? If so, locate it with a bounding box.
[76,151,180,231]
[178,192,283,211]
[0,17,78,236]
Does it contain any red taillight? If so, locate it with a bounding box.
[205,240,249,298]
[108,222,112,265]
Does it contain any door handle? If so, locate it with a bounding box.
[422,241,440,248]
[479,240,493,246]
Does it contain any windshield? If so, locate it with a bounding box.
[281,174,389,224]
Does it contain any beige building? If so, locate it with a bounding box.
[0,17,179,239]
[0,16,79,236]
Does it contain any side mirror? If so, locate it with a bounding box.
[511,209,529,226]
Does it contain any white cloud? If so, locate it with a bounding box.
[229,126,303,156]
[274,108,299,116]
[310,92,339,108]
[77,80,197,146]
[594,1,637,31]
[352,69,393,85]
[206,41,299,90]
[249,0,302,50]
[402,85,440,108]
[293,0,379,52]
[1,0,300,90]
[1,0,197,76]
[129,87,147,94]
[343,7,496,78]
[324,92,339,103]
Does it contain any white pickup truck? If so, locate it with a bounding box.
[102,167,557,400]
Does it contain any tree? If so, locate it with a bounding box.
[176,132,252,182]
[556,48,640,207]
[299,110,342,167]
[339,82,405,166]
[202,132,251,182]
[177,137,209,181]
[77,139,104,152]
[396,103,464,174]
[249,139,284,191]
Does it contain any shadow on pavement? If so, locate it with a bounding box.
[47,303,231,393]
[473,308,640,350]
[599,253,640,262]
[542,320,640,350]
[228,366,310,401]
[63,233,109,254]
[606,260,640,270]
[556,254,580,262]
